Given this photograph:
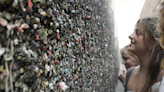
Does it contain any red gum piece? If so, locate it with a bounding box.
[76,76,78,79]
[78,36,81,40]
[36,35,39,40]
[43,46,46,50]
[44,19,47,24]
[82,46,86,50]
[87,16,91,19]
[59,83,62,89]
[27,0,33,12]
[73,74,75,77]
[18,27,24,33]
[47,50,51,57]
[69,31,72,33]
[57,33,60,40]
[54,60,57,64]
[75,38,78,41]
[65,13,69,17]
[47,13,51,17]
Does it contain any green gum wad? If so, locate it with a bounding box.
[33,0,40,3]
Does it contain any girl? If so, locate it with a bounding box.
[125,17,164,92]
[118,45,139,86]
[121,45,139,70]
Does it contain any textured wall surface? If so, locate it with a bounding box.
[0,0,118,92]
[139,0,161,19]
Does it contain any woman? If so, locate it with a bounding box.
[125,17,164,92]
[118,45,139,86]
[121,45,140,70]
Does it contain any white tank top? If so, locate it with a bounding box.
[151,76,164,92]
[159,76,164,92]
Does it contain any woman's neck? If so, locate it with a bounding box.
[138,51,151,75]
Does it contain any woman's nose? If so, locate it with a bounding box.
[129,32,135,40]
[122,61,125,65]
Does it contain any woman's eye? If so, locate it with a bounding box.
[135,29,143,35]
[124,58,128,60]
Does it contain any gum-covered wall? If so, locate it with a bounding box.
[0,0,119,92]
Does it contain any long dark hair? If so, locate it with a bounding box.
[145,43,164,91]
[136,17,163,92]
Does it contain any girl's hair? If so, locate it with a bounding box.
[158,0,164,69]
[137,17,164,92]
[120,45,140,65]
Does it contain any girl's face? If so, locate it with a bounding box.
[122,53,137,70]
[128,24,150,55]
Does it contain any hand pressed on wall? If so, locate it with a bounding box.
[118,70,126,87]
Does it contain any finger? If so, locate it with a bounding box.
[118,70,123,76]
[119,70,123,74]
[123,70,126,74]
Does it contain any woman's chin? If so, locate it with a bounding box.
[126,67,128,70]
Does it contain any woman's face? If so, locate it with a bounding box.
[128,24,150,55]
[122,53,137,70]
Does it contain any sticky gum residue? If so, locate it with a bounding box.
[0,0,119,92]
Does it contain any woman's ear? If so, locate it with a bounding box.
[149,38,159,49]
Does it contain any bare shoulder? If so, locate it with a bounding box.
[157,69,164,82]
[133,65,140,73]
[127,65,140,91]
[134,65,140,71]
[127,65,140,76]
